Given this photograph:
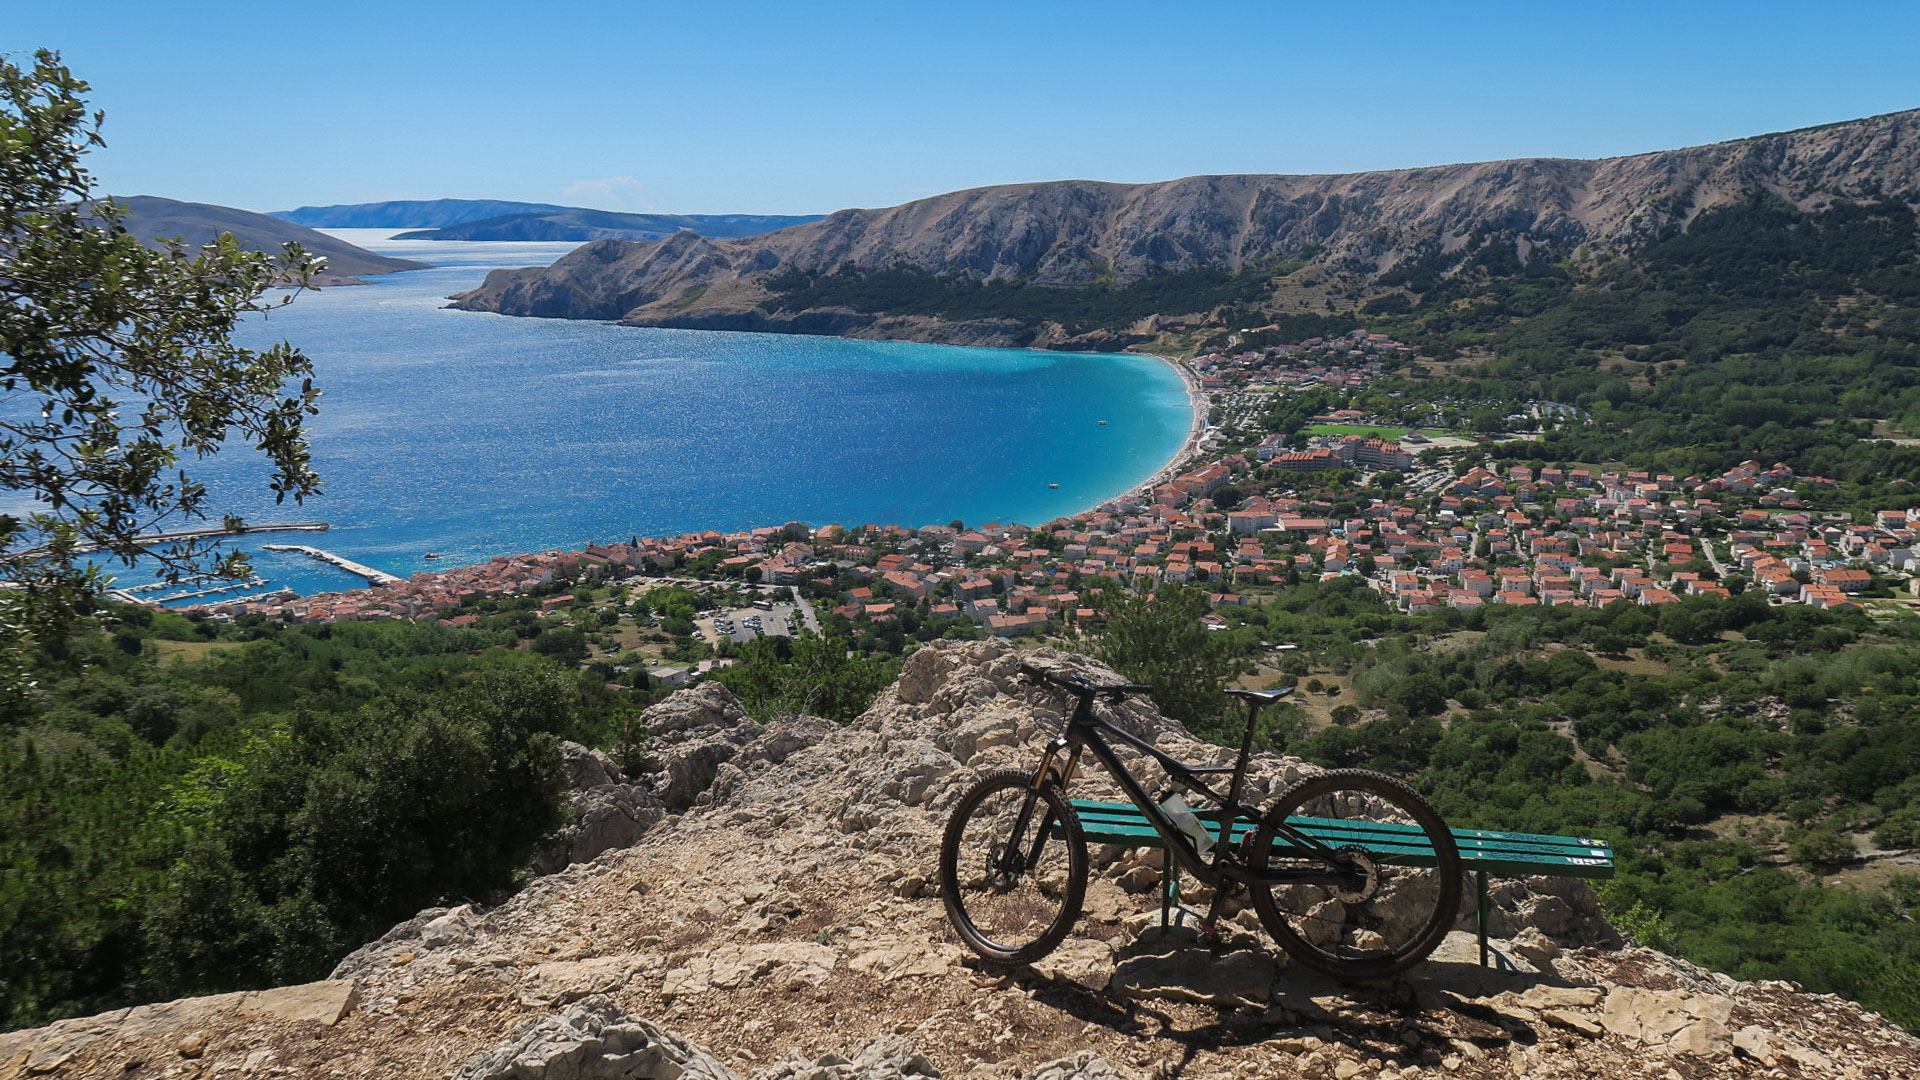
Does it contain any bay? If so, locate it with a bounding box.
[93,230,1192,600]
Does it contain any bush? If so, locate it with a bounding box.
[1791,828,1857,869]
[1874,808,1920,850]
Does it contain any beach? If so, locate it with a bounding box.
[1106,351,1208,506]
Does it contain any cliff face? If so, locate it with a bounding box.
[5,640,1916,1080]
[451,109,1920,342]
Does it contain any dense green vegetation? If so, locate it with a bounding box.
[1406,197,1920,480]
[714,632,899,723]
[1194,579,1920,1031]
[0,611,623,1030]
[760,264,1285,341]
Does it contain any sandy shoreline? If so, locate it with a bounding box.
[1091,351,1207,511]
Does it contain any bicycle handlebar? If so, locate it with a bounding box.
[1018,664,1152,696]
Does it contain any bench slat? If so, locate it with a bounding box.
[1064,798,1614,879]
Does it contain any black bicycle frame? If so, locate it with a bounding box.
[1017,684,1354,891]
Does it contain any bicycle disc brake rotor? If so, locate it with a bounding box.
[1331,846,1380,904]
[985,841,1020,890]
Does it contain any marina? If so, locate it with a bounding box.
[155,578,271,603]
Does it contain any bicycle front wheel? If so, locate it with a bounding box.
[938,769,1087,966]
[1247,768,1463,980]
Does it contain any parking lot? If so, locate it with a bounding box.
[694,603,805,644]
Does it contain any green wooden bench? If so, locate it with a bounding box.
[1067,798,1615,967]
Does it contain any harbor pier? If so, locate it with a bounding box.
[261,544,402,586]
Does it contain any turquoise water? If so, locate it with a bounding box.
[87,231,1191,599]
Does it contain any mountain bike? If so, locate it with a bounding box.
[938,664,1463,980]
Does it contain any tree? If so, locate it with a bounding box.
[1092,584,1240,737]
[1,51,322,646]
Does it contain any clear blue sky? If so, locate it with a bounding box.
[12,1,1920,216]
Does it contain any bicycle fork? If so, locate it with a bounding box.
[999,737,1079,880]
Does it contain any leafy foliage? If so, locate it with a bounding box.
[1091,584,1240,738]
[761,264,1281,341]
[0,51,324,644]
[714,630,898,722]
[0,614,585,1030]
[1250,595,1920,1031]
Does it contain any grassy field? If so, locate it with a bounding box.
[150,639,235,667]
[1301,423,1413,440]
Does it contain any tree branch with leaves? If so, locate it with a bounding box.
[0,49,324,652]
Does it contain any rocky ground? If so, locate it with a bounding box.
[5,640,1918,1080]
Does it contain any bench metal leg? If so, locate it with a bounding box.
[1476,870,1489,967]
[1160,849,1176,928]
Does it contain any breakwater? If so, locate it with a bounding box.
[69,521,329,555]
[260,545,401,586]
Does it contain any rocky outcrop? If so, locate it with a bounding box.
[6,641,1916,1079]
[631,681,835,812]
[451,109,1920,342]
[0,979,358,1075]
[536,743,668,872]
[452,994,738,1080]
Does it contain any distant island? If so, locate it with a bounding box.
[271,198,577,229]
[270,199,822,242]
[394,208,823,243]
[112,196,428,286]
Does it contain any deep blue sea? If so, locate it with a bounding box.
[76,230,1191,601]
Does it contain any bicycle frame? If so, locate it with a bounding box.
[1017,681,1356,892]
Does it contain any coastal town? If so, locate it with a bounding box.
[159,328,1919,667]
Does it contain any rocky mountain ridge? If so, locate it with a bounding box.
[449,108,1920,347]
[4,641,1916,1079]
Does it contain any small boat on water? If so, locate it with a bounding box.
[1097,419,1108,425]
[423,552,445,559]
[1048,482,1060,489]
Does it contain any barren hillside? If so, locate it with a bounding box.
[449,110,1920,346]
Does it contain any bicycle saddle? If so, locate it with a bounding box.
[1223,688,1294,704]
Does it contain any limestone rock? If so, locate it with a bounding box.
[1516,984,1602,1010]
[1542,1009,1604,1038]
[454,994,739,1080]
[241,979,360,1025]
[642,681,749,739]
[535,742,669,871]
[1667,1018,1733,1058]
[754,1034,941,1080]
[663,942,838,997]
[849,944,951,981]
[518,955,648,1007]
[633,686,835,812]
[0,979,357,1075]
[1598,986,1735,1044]
[331,904,483,980]
[1029,939,1117,992]
[560,740,628,790]
[1023,1051,1137,1080]
[1110,945,1276,1006]
[1732,1025,1777,1065]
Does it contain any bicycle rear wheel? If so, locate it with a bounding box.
[1247,768,1462,980]
[938,769,1087,966]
